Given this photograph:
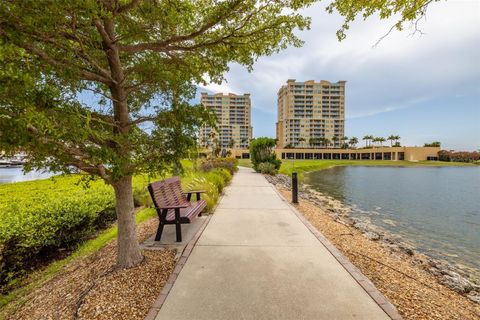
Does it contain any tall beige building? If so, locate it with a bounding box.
[276,79,346,148]
[199,92,253,149]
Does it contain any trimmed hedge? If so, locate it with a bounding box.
[0,176,120,290]
[198,158,238,174]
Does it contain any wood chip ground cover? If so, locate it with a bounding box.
[6,218,175,320]
[278,188,480,320]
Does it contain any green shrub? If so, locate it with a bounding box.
[0,176,117,290]
[212,168,232,184]
[257,162,277,175]
[182,169,232,211]
[249,137,281,172]
[133,185,153,208]
[198,158,238,174]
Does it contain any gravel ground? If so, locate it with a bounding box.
[8,217,176,320]
[278,188,480,320]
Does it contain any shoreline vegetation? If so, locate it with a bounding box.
[0,159,237,319]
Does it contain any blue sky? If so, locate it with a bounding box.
[197,0,480,150]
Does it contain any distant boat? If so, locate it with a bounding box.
[0,153,26,167]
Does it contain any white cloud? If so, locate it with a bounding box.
[198,0,480,119]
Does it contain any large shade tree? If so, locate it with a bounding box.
[0,0,315,269]
[0,0,440,269]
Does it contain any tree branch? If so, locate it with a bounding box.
[127,116,158,126]
[115,0,141,14]
[93,19,115,49]
[26,124,113,182]
[17,41,113,84]
[117,0,244,53]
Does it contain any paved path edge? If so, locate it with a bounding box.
[270,182,403,320]
[143,212,213,320]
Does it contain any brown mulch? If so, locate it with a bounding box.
[278,188,480,320]
[8,218,176,320]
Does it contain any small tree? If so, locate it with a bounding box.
[250,137,281,172]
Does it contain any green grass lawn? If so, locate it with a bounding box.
[237,159,253,168]
[238,158,475,177]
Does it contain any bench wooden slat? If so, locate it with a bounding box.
[148,176,206,242]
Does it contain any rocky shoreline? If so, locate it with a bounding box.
[265,173,480,304]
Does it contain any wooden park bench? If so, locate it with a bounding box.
[148,176,206,242]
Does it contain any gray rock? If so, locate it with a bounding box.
[467,293,480,304]
[440,273,474,294]
[364,231,380,241]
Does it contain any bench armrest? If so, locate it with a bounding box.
[184,190,205,201]
[184,190,205,195]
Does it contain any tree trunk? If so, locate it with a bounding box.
[112,176,143,268]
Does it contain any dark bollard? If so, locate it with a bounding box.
[292,172,298,204]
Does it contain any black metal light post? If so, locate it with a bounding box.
[292,172,298,204]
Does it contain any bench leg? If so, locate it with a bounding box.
[175,222,182,242]
[155,222,164,241]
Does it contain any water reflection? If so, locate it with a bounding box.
[0,167,54,184]
[304,166,480,273]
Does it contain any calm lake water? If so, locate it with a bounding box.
[304,166,480,274]
[0,167,54,184]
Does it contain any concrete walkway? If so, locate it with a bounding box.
[155,167,392,320]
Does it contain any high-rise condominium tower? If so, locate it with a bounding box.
[199,92,253,149]
[276,79,346,148]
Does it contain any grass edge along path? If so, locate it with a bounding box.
[0,207,156,319]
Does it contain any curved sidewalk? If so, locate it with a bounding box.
[153,167,399,320]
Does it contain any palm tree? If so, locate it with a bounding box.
[342,136,348,148]
[376,137,386,147]
[309,137,316,148]
[324,138,330,149]
[363,135,372,147]
[332,136,339,148]
[349,137,359,148]
[387,135,396,147]
[298,137,306,148]
[394,135,401,147]
[241,137,248,148]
